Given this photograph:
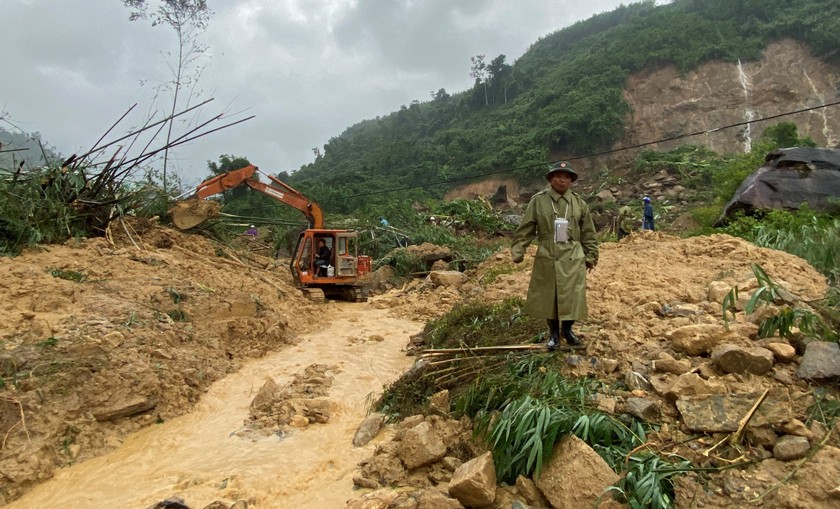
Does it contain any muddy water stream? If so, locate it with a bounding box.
[8,304,422,509]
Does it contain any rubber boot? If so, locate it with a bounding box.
[546,319,560,351]
[561,320,581,346]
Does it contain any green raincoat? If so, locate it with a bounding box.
[618,205,634,233]
[511,188,599,320]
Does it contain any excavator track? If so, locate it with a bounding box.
[301,287,325,302]
[345,285,368,303]
[307,285,367,303]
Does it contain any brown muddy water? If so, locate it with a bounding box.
[7,304,422,509]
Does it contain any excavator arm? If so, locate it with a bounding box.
[172,164,324,229]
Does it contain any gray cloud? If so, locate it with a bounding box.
[1,0,634,184]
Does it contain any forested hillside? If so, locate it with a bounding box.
[286,0,840,214]
[0,127,61,169]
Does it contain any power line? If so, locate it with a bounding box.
[340,99,840,199]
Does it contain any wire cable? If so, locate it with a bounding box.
[339,99,840,199]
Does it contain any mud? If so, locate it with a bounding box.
[0,221,836,507]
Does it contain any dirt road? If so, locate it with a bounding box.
[6,304,422,509]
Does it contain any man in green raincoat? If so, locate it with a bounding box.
[617,204,634,240]
[511,161,599,350]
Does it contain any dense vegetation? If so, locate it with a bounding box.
[286,0,840,215]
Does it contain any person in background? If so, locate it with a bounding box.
[245,224,258,237]
[511,161,599,350]
[314,238,331,277]
[617,204,634,240]
[642,196,655,231]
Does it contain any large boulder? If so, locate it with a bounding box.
[535,435,619,508]
[797,341,840,381]
[676,389,793,433]
[447,451,496,507]
[398,421,448,470]
[719,147,840,223]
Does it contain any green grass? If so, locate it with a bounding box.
[423,297,543,350]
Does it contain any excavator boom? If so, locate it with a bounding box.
[171,164,323,229]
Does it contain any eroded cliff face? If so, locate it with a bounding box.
[582,39,840,170]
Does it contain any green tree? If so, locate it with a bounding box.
[488,54,512,104]
[206,154,251,202]
[760,122,817,147]
[470,54,489,106]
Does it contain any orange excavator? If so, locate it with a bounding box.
[169,164,371,302]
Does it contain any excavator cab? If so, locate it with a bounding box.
[290,228,371,302]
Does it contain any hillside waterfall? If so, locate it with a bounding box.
[737,59,755,152]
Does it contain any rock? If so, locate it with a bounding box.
[710,344,774,375]
[397,415,426,430]
[92,395,157,422]
[489,486,523,509]
[289,414,309,427]
[676,389,793,433]
[664,373,727,401]
[707,281,734,303]
[150,349,173,360]
[448,451,497,508]
[766,342,797,363]
[407,243,454,266]
[747,304,779,326]
[728,322,760,340]
[534,435,619,509]
[625,397,660,422]
[202,502,230,509]
[599,358,619,373]
[667,324,733,356]
[441,456,463,471]
[797,341,840,381]
[67,444,82,460]
[398,421,448,470]
[358,452,406,487]
[515,475,550,509]
[780,418,813,439]
[596,189,615,202]
[594,394,617,414]
[250,378,280,412]
[649,373,675,397]
[431,260,451,271]
[353,476,381,490]
[624,371,652,391]
[659,303,702,317]
[810,420,828,443]
[746,427,777,449]
[354,412,387,447]
[416,488,464,509]
[347,489,401,509]
[147,497,189,509]
[773,435,811,461]
[429,390,450,416]
[429,271,467,288]
[652,354,692,375]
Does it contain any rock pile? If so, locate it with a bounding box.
[348,414,623,509]
[360,233,839,507]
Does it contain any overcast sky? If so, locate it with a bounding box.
[1,0,640,185]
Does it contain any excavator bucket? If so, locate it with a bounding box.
[169,199,222,230]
